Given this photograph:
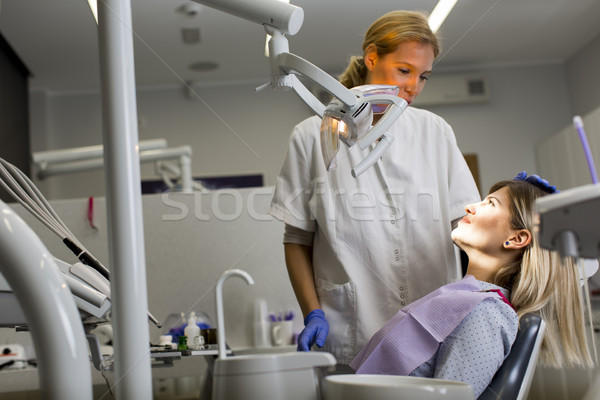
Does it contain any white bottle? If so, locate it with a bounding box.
[253,299,271,348]
[184,312,200,350]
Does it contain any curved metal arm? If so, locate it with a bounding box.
[358,95,408,150]
[265,27,356,117]
[352,134,395,178]
[0,200,92,399]
[215,269,255,359]
[277,52,357,108]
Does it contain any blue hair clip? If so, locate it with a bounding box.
[513,171,559,194]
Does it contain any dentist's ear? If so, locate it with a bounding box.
[504,229,532,249]
[364,44,378,71]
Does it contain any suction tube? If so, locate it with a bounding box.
[573,116,599,184]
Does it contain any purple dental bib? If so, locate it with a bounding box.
[350,275,505,375]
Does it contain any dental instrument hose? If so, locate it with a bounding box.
[0,158,110,279]
[573,116,599,184]
[0,157,161,327]
[63,237,110,280]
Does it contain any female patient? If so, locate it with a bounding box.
[350,172,594,398]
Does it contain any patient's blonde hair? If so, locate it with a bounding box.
[490,180,593,368]
[338,10,440,89]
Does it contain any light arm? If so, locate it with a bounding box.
[194,0,406,177]
[190,0,304,35]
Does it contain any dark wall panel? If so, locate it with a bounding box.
[0,33,30,203]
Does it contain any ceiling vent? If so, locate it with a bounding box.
[411,74,490,107]
[181,28,201,44]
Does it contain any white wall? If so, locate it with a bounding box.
[566,32,600,116]
[31,62,574,200]
[427,63,572,194]
[536,31,600,189]
[30,82,313,200]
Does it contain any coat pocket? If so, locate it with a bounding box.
[315,279,357,364]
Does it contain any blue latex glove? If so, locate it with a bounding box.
[297,309,329,351]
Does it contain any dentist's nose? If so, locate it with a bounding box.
[404,77,417,96]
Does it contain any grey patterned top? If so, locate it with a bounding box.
[409,280,519,398]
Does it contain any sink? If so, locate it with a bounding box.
[233,345,297,356]
[322,374,475,400]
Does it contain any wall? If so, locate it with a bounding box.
[30,62,573,200]
[427,63,572,194]
[31,82,314,199]
[2,187,302,349]
[566,32,600,117]
[0,33,30,202]
[536,31,600,189]
[537,107,600,189]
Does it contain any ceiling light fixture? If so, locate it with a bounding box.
[188,61,219,72]
[87,0,98,24]
[428,0,458,33]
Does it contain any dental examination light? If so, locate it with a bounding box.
[192,0,408,177]
[0,157,161,327]
[32,138,167,166]
[33,140,197,193]
[321,85,408,177]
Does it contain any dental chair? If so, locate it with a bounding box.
[479,313,546,400]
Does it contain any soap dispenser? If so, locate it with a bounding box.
[184,312,201,350]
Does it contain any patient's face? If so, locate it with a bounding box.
[451,187,514,256]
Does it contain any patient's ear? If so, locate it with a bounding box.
[504,229,532,250]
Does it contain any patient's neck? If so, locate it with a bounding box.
[465,251,506,283]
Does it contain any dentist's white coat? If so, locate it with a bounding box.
[270,107,480,364]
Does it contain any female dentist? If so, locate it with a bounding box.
[269,10,480,367]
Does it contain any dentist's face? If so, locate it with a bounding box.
[364,40,434,106]
[451,187,515,255]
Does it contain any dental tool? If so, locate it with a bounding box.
[0,157,161,327]
[0,157,110,279]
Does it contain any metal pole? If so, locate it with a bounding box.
[97,0,153,398]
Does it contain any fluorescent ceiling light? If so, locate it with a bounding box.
[265,0,290,57]
[87,0,98,24]
[428,0,458,33]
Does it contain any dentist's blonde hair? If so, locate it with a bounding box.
[490,180,593,368]
[338,10,440,89]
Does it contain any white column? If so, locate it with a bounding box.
[97,0,153,398]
